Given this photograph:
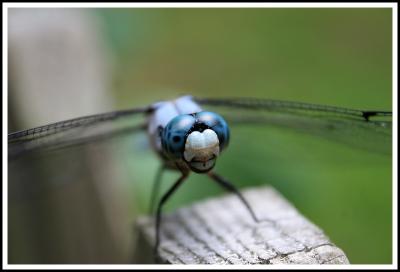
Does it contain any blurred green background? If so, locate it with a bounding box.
[8,8,392,264]
[95,8,392,264]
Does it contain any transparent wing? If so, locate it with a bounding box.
[8,106,152,159]
[194,97,392,155]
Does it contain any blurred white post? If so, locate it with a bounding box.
[8,8,132,263]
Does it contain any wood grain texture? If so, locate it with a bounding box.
[134,185,349,264]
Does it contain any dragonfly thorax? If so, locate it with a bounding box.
[160,111,230,173]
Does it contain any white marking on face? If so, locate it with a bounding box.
[183,129,220,163]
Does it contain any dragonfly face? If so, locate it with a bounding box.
[160,111,230,173]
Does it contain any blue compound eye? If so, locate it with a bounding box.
[161,114,196,159]
[195,111,230,151]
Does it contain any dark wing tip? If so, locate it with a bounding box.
[362,111,392,121]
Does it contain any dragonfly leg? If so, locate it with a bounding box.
[154,170,189,260]
[148,165,165,215]
[208,171,260,223]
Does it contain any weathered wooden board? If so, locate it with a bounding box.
[134,185,349,264]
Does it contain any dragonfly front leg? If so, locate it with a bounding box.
[148,165,165,215]
[154,170,189,259]
[208,171,260,223]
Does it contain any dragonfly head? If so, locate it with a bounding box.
[161,111,230,173]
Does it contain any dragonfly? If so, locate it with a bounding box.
[7,95,392,257]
